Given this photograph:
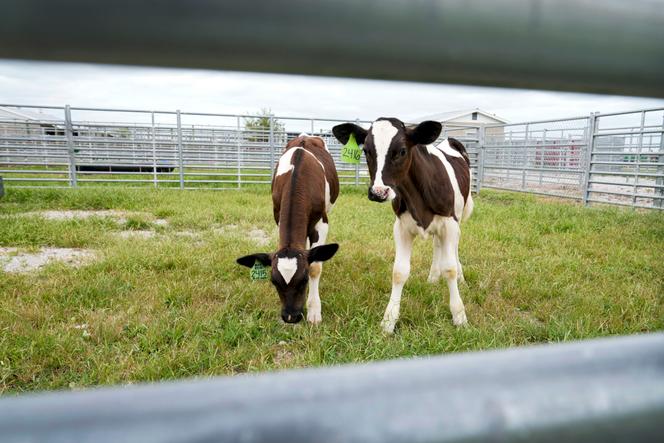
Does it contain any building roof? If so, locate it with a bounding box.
[412,108,508,124]
[0,106,61,122]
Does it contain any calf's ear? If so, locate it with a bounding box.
[307,243,339,263]
[406,120,442,146]
[332,123,368,145]
[236,253,272,268]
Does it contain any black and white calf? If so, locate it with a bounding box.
[237,134,340,324]
[333,118,473,333]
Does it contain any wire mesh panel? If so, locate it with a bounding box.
[482,117,590,199]
[587,108,664,210]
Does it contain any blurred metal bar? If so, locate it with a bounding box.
[0,333,663,443]
[0,0,663,97]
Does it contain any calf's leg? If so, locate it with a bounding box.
[441,218,467,326]
[382,216,415,334]
[306,219,328,324]
[428,236,444,283]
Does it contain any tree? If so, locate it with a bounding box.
[243,109,284,143]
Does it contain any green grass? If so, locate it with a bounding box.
[0,186,662,394]
[0,165,360,188]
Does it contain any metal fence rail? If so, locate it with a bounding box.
[1,0,663,98]
[482,116,591,200]
[0,104,482,191]
[0,333,662,443]
[586,109,664,209]
[2,103,663,209]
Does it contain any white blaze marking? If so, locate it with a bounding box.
[276,257,298,284]
[436,139,463,158]
[324,180,333,213]
[276,147,298,176]
[426,145,464,220]
[311,219,329,248]
[371,120,398,188]
[276,147,325,177]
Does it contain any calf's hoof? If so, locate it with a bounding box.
[381,319,397,334]
[307,310,322,325]
[381,302,400,334]
[452,310,468,327]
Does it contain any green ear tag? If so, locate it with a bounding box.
[341,133,362,164]
[250,262,268,281]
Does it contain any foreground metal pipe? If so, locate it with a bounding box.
[0,0,663,97]
[1,333,663,442]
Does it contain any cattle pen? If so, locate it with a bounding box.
[1,103,663,211]
[1,0,663,442]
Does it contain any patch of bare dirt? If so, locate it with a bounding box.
[247,229,270,246]
[0,247,96,273]
[174,230,200,238]
[213,224,273,246]
[273,341,295,367]
[23,210,134,223]
[116,230,156,239]
[20,210,171,227]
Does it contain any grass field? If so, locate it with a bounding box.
[0,186,662,394]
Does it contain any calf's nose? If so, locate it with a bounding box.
[281,311,303,324]
[369,186,390,202]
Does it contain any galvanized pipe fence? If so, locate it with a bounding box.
[1,104,663,209]
[1,333,663,443]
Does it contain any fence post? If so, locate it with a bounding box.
[64,105,77,187]
[354,118,360,186]
[522,124,529,190]
[151,111,157,187]
[236,116,242,189]
[655,114,664,209]
[581,113,596,206]
[632,111,646,207]
[477,125,485,193]
[540,128,546,185]
[176,110,184,189]
[269,114,275,176]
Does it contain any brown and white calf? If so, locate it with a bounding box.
[236,134,340,324]
[333,118,473,333]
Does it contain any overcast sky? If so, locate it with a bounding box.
[1,59,663,124]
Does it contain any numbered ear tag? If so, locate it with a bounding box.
[341,133,362,164]
[250,262,269,281]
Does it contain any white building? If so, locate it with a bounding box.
[411,108,508,126]
[410,108,508,139]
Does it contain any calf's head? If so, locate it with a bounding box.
[333,118,442,202]
[236,244,339,323]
